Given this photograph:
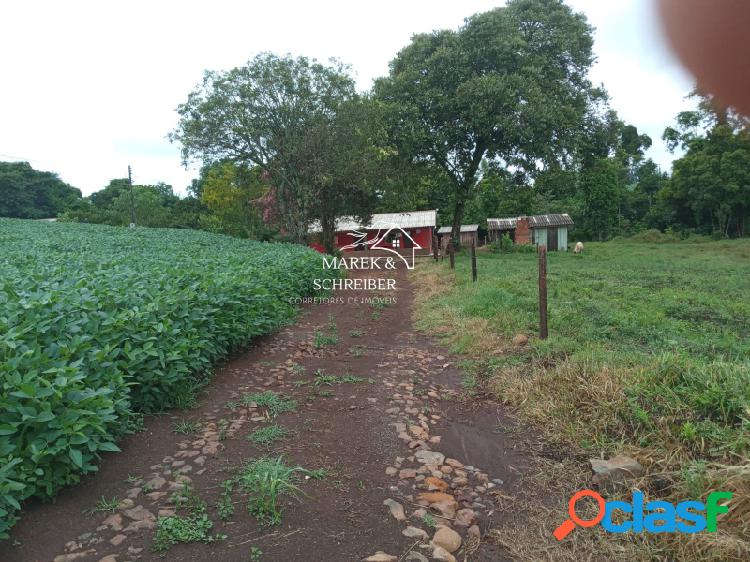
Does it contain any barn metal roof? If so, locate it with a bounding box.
[487,213,573,230]
[309,210,437,233]
[437,224,479,234]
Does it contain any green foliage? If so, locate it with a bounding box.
[85,496,120,516]
[249,546,263,561]
[238,457,307,526]
[247,425,290,448]
[577,157,621,240]
[243,392,297,418]
[421,512,437,529]
[0,219,331,536]
[374,0,597,234]
[171,53,368,244]
[216,479,234,520]
[0,161,81,219]
[313,329,338,348]
[172,419,201,435]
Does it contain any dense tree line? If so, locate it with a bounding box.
[0,162,81,219]
[4,0,748,243]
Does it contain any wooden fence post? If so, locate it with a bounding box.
[538,244,548,339]
[433,234,439,263]
[449,241,455,269]
[471,239,477,282]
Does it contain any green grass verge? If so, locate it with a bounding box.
[412,239,749,560]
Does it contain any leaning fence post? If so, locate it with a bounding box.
[538,244,548,339]
[471,239,477,282]
[449,241,455,269]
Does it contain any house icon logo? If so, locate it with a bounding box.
[340,224,421,269]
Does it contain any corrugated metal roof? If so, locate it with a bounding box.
[437,224,479,234]
[487,213,573,230]
[309,210,437,233]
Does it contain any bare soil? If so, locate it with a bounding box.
[0,265,536,562]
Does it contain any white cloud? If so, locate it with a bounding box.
[0,0,698,195]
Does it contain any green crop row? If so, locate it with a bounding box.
[0,219,333,537]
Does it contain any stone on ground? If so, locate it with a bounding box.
[383,498,407,522]
[415,450,445,466]
[431,526,462,553]
[402,526,429,540]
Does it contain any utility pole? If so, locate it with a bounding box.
[127,165,136,227]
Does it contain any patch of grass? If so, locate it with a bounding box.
[316,389,334,398]
[249,546,263,561]
[216,479,234,521]
[339,374,365,384]
[370,310,381,321]
[243,392,297,418]
[172,419,201,435]
[313,329,338,348]
[412,240,750,560]
[349,345,366,357]
[292,379,309,387]
[247,424,291,447]
[349,330,364,338]
[313,369,339,386]
[218,418,230,441]
[85,496,120,516]
[237,457,317,526]
[326,313,337,332]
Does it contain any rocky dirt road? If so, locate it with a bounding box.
[1,265,532,562]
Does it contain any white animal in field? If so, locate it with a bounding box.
[574,241,584,254]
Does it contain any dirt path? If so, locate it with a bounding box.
[1,266,533,562]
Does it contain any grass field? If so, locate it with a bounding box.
[0,219,331,537]
[412,239,749,560]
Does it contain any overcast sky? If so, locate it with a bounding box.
[0,0,695,196]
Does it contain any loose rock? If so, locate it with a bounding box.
[432,526,462,553]
[416,450,445,466]
[402,526,429,540]
[383,498,407,522]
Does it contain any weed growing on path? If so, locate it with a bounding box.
[84,496,120,516]
[247,425,291,448]
[349,330,364,338]
[421,513,437,529]
[249,546,263,560]
[154,484,225,552]
[172,419,201,435]
[349,345,366,356]
[216,479,234,521]
[313,370,339,386]
[313,329,338,348]
[238,457,316,526]
[243,392,297,418]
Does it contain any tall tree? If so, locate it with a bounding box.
[663,90,750,237]
[297,98,387,252]
[170,53,359,244]
[374,0,597,245]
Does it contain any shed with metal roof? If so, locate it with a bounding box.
[487,214,574,251]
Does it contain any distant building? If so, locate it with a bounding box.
[487,214,574,251]
[437,224,480,250]
[309,210,437,254]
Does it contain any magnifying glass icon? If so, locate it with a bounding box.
[553,489,606,540]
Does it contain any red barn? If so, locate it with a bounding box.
[310,210,437,255]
